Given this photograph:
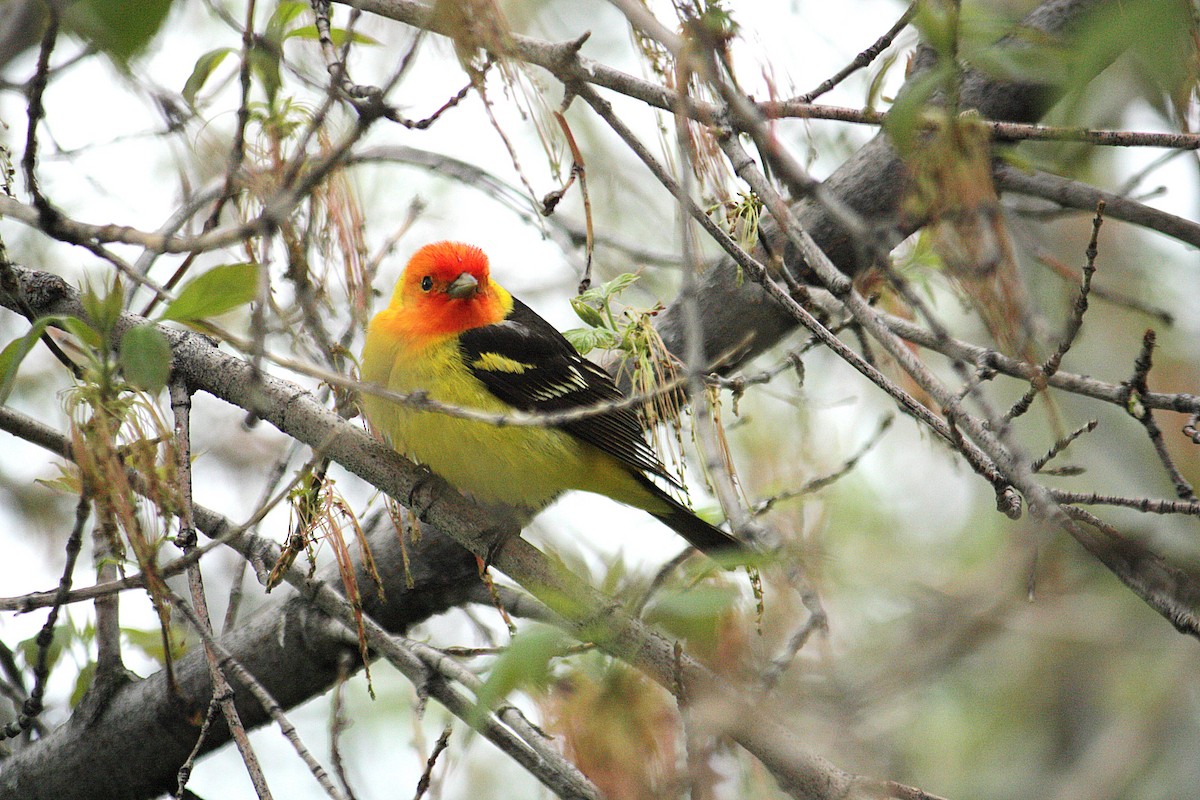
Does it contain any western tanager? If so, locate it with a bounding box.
[360,240,742,556]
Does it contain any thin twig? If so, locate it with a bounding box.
[330,652,362,800]
[167,586,346,800]
[0,404,601,800]
[668,44,758,544]
[996,164,1200,250]
[796,2,915,103]
[412,725,452,800]
[1031,420,1098,474]
[1123,331,1196,501]
[752,414,894,516]
[175,698,222,799]
[172,379,275,800]
[142,0,261,318]
[574,82,1012,506]
[1029,246,1172,325]
[0,492,88,740]
[90,513,124,680]
[21,4,58,227]
[1051,491,1200,515]
[717,133,1020,513]
[1002,202,1104,426]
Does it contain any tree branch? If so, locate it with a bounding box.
[0,265,939,800]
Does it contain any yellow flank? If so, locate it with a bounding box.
[471,352,534,374]
[361,310,668,515]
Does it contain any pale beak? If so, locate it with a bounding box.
[446,272,480,299]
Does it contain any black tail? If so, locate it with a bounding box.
[636,475,747,558]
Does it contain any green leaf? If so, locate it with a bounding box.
[562,326,617,356]
[182,47,235,106]
[159,263,260,323]
[474,625,569,717]
[248,44,283,103]
[70,661,97,708]
[598,272,639,298]
[883,67,947,153]
[122,626,189,664]
[265,0,310,43]
[118,324,172,393]
[0,317,55,404]
[1071,0,1193,98]
[35,471,83,496]
[911,2,955,57]
[569,296,606,328]
[562,327,595,354]
[285,25,380,46]
[968,45,1069,86]
[62,316,102,350]
[865,51,900,111]
[644,584,738,644]
[574,285,605,306]
[18,625,72,674]
[80,279,125,340]
[64,0,174,65]
[574,273,637,308]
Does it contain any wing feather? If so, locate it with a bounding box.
[458,299,676,484]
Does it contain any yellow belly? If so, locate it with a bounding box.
[361,324,639,510]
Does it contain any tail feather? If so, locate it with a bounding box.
[635,475,746,557]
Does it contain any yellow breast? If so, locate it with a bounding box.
[360,311,614,509]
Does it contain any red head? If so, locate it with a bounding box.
[384,241,511,339]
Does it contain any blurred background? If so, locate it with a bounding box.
[0,1,1198,798]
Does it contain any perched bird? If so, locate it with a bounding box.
[360,241,743,557]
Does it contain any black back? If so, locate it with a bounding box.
[458,298,675,483]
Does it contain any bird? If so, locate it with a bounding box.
[359,240,744,558]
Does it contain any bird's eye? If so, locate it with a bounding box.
[420,276,433,292]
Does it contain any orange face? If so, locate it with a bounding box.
[386,241,510,338]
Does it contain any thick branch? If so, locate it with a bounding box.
[0,266,929,799]
[995,164,1200,248]
[0,508,479,800]
[651,0,1113,369]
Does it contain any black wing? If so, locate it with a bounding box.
[459,299,676,484]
